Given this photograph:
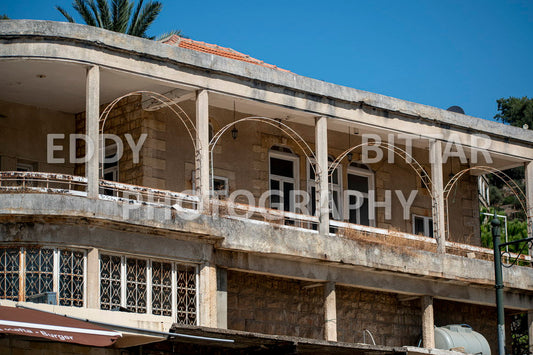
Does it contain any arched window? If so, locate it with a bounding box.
[269,146,299,212]
[346,162,375,226]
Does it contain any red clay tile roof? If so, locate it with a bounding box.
[162,35,291,73]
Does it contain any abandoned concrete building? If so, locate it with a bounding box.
[0,20,532,354]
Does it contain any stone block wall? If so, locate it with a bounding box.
[336,286,421,346]
[75,95,166,189]
[227,271,423,346]
[72,97,482,246]
[227,271,324,339]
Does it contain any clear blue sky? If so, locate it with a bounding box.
[3,0,532,121]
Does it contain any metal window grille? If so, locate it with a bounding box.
[151,261,172,316]
[0,248,20,300]
[59,250,84,307]
[25,248,54,298]
[176,264,197,325]
[98,253,197,321]
[126,258,147,313]
[100,254,122,310]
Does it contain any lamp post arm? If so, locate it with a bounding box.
[499,237,533,249]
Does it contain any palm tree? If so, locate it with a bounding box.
[56,0,179,39]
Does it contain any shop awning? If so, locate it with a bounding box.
[0,306,121,347]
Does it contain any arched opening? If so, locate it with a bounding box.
[444,166,531,240]
[331,142,435,234]
[98,91,198,197]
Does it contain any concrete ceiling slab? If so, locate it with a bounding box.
[0,59,176,113]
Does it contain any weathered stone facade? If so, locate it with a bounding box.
[75,95,166,188]
[227,271,325,339]
[2,20,532,355]
[227,271,423,347]
[71,97,482,244]
[336,286,421,347]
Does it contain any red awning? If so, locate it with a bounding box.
[0,306,121,347]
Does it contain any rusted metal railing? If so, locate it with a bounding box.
[1,171,529,264]
[0,171,87,195]
[213,199,320,232]
[331,219,531,264]
[98,179,199,211]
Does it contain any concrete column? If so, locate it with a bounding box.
[421,296,435,349]
[324,282,337,341]
[86,65,100,198]
[196,90,210,212]
[86,248,100,309]
[199,262,217,327]
[526,162,533,253]
[430,140,446,253]
[315,116,330,235]
[216,268,228,329]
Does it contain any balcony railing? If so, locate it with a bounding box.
[213,199,319,231]
[0,171,530,265]
[0,171,199,212]
[0,171,87,195]
[331,219,531,264]
[99,179,199,211]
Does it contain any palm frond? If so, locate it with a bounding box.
[96,0,112,28]
[127,0,144,38]
[73,0,97,27]
[86,0,103,27]
[112,0,132,33]
[129,0,162,38]
[56,6,75,23]
[58,0,166,39]
[155,30,182,42]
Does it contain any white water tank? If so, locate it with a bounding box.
[434,324,491,355]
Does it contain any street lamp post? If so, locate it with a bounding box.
[491,213,533,355]
[491,215,505,355]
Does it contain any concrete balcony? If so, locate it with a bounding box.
[1,173,532,311]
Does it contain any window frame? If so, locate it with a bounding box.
[191,171,229,198]
[412,214,434,238]
[102,143,119,182]
[268,149,300,212]
[0,246,87,306]
[211,176,229,198]
[98,252,199,324]
[346,163,376,227]
[16,163,34,172]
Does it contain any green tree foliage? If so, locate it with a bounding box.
[487,96,532,355]
[56,0,179,39]
[487,166,525,188]
[479,207,528,253]
[510,313,529,355]
[494,96,533,129]
[0,14,9,19]
[489,185,503,205]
